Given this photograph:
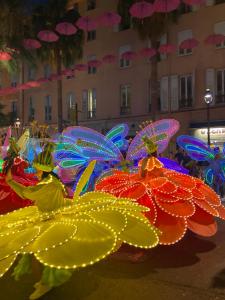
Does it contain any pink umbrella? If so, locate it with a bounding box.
[17,83,30,91]
[102,54,117,64]
[76,16,97,32]
[55,22,77,36]
[37,30,59,42]
[183,0,205,5]
[49,73,62,81]
[61,69,74,76]
[154,0,180,12]
[179,38,199,49]
[88,60,102,68]
[129,1,154,19]
[74,64,88,71]
[204,34,225,45]
[23,39,41,49]
[0,52,12,61]
[158,44,176,54]
[26,81,40,88]
[98,11,121,27]
[37,77,49,83]
[139,47,157,58]
[121,51,137,60]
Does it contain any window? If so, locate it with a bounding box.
[44,95,52,122]
[120,84,131,115]
[87,0,96,10]
[216,69,225,103]
[67,92,76,121]
[179,3,192,14]
[214,21,225,48]
[11,101,18,120]
[87,88,96,118]
[119,45,131,68]
[179,74,193,108]
[215,0,225,4]
[44,64,51,79]
[87,30,96,42]
[88,55,97,74]
[27,67,36,81]
[82,90,88,119]
[178,29,193,56]
[28,96,35,121]
[11,73,18,87]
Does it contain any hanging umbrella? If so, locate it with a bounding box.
[23,39,41,49]
[121,51,137,60]
[183,0,205,5]
[37,77,49,83]
[49,73,62,81]
[98,11,121,27]
[74,64,88,71]
[158,44,176,54]
[61,69,74,76]
[26,81,40,88]
[55,22,77,36]
[179,38,199,49]
[88,60,102,68]
[204,34,225,45]
[0,52,12,61]
[17,83,30,91]
[139,47,157,58]
[129,1,154,19]
[102,54,117,64]
[154,0,180,12]
[76,16,97,32]
[37,30,59,42]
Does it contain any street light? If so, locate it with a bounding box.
[204,89,213,146]
[14,118,21,138]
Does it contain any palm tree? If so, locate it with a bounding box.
[29,0,84,132]
[118,0,180,119]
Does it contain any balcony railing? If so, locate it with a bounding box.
[179,98,193,109]
[216,94,225,104]
[120,106,131,115]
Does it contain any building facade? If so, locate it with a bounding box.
[0,0,225,149]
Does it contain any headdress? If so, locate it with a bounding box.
[33,142,55,172]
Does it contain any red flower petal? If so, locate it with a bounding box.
[155,208,187,245]
[155,197,196,218]
[137,193,157,224]
[187,206,217,237]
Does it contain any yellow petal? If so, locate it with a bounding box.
[0,255,17,278]
[32,222,77,253]
[78,191,117,203]
[119,213,159,249]
[88,209,127,234]
[0,227,40,260]
[73,161,96,200]
[35,219,117,269]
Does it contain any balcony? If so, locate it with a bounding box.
[179,98,193,109]
[120,106,131,115]
[216,94,225,104]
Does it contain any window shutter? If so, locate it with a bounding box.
[160,76,169,112]
[206,68,215,104]
[82,90,88,118]
[160,34,167,60]
[170,75,179,111]
[214,21,225,35]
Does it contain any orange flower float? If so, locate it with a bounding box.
[96,138,225,245]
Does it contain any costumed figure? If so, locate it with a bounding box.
[54,120,187,195]
[0,138,37,214]
[0,142,160,299]
[96,136,225,245]
[177,135,225,196]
